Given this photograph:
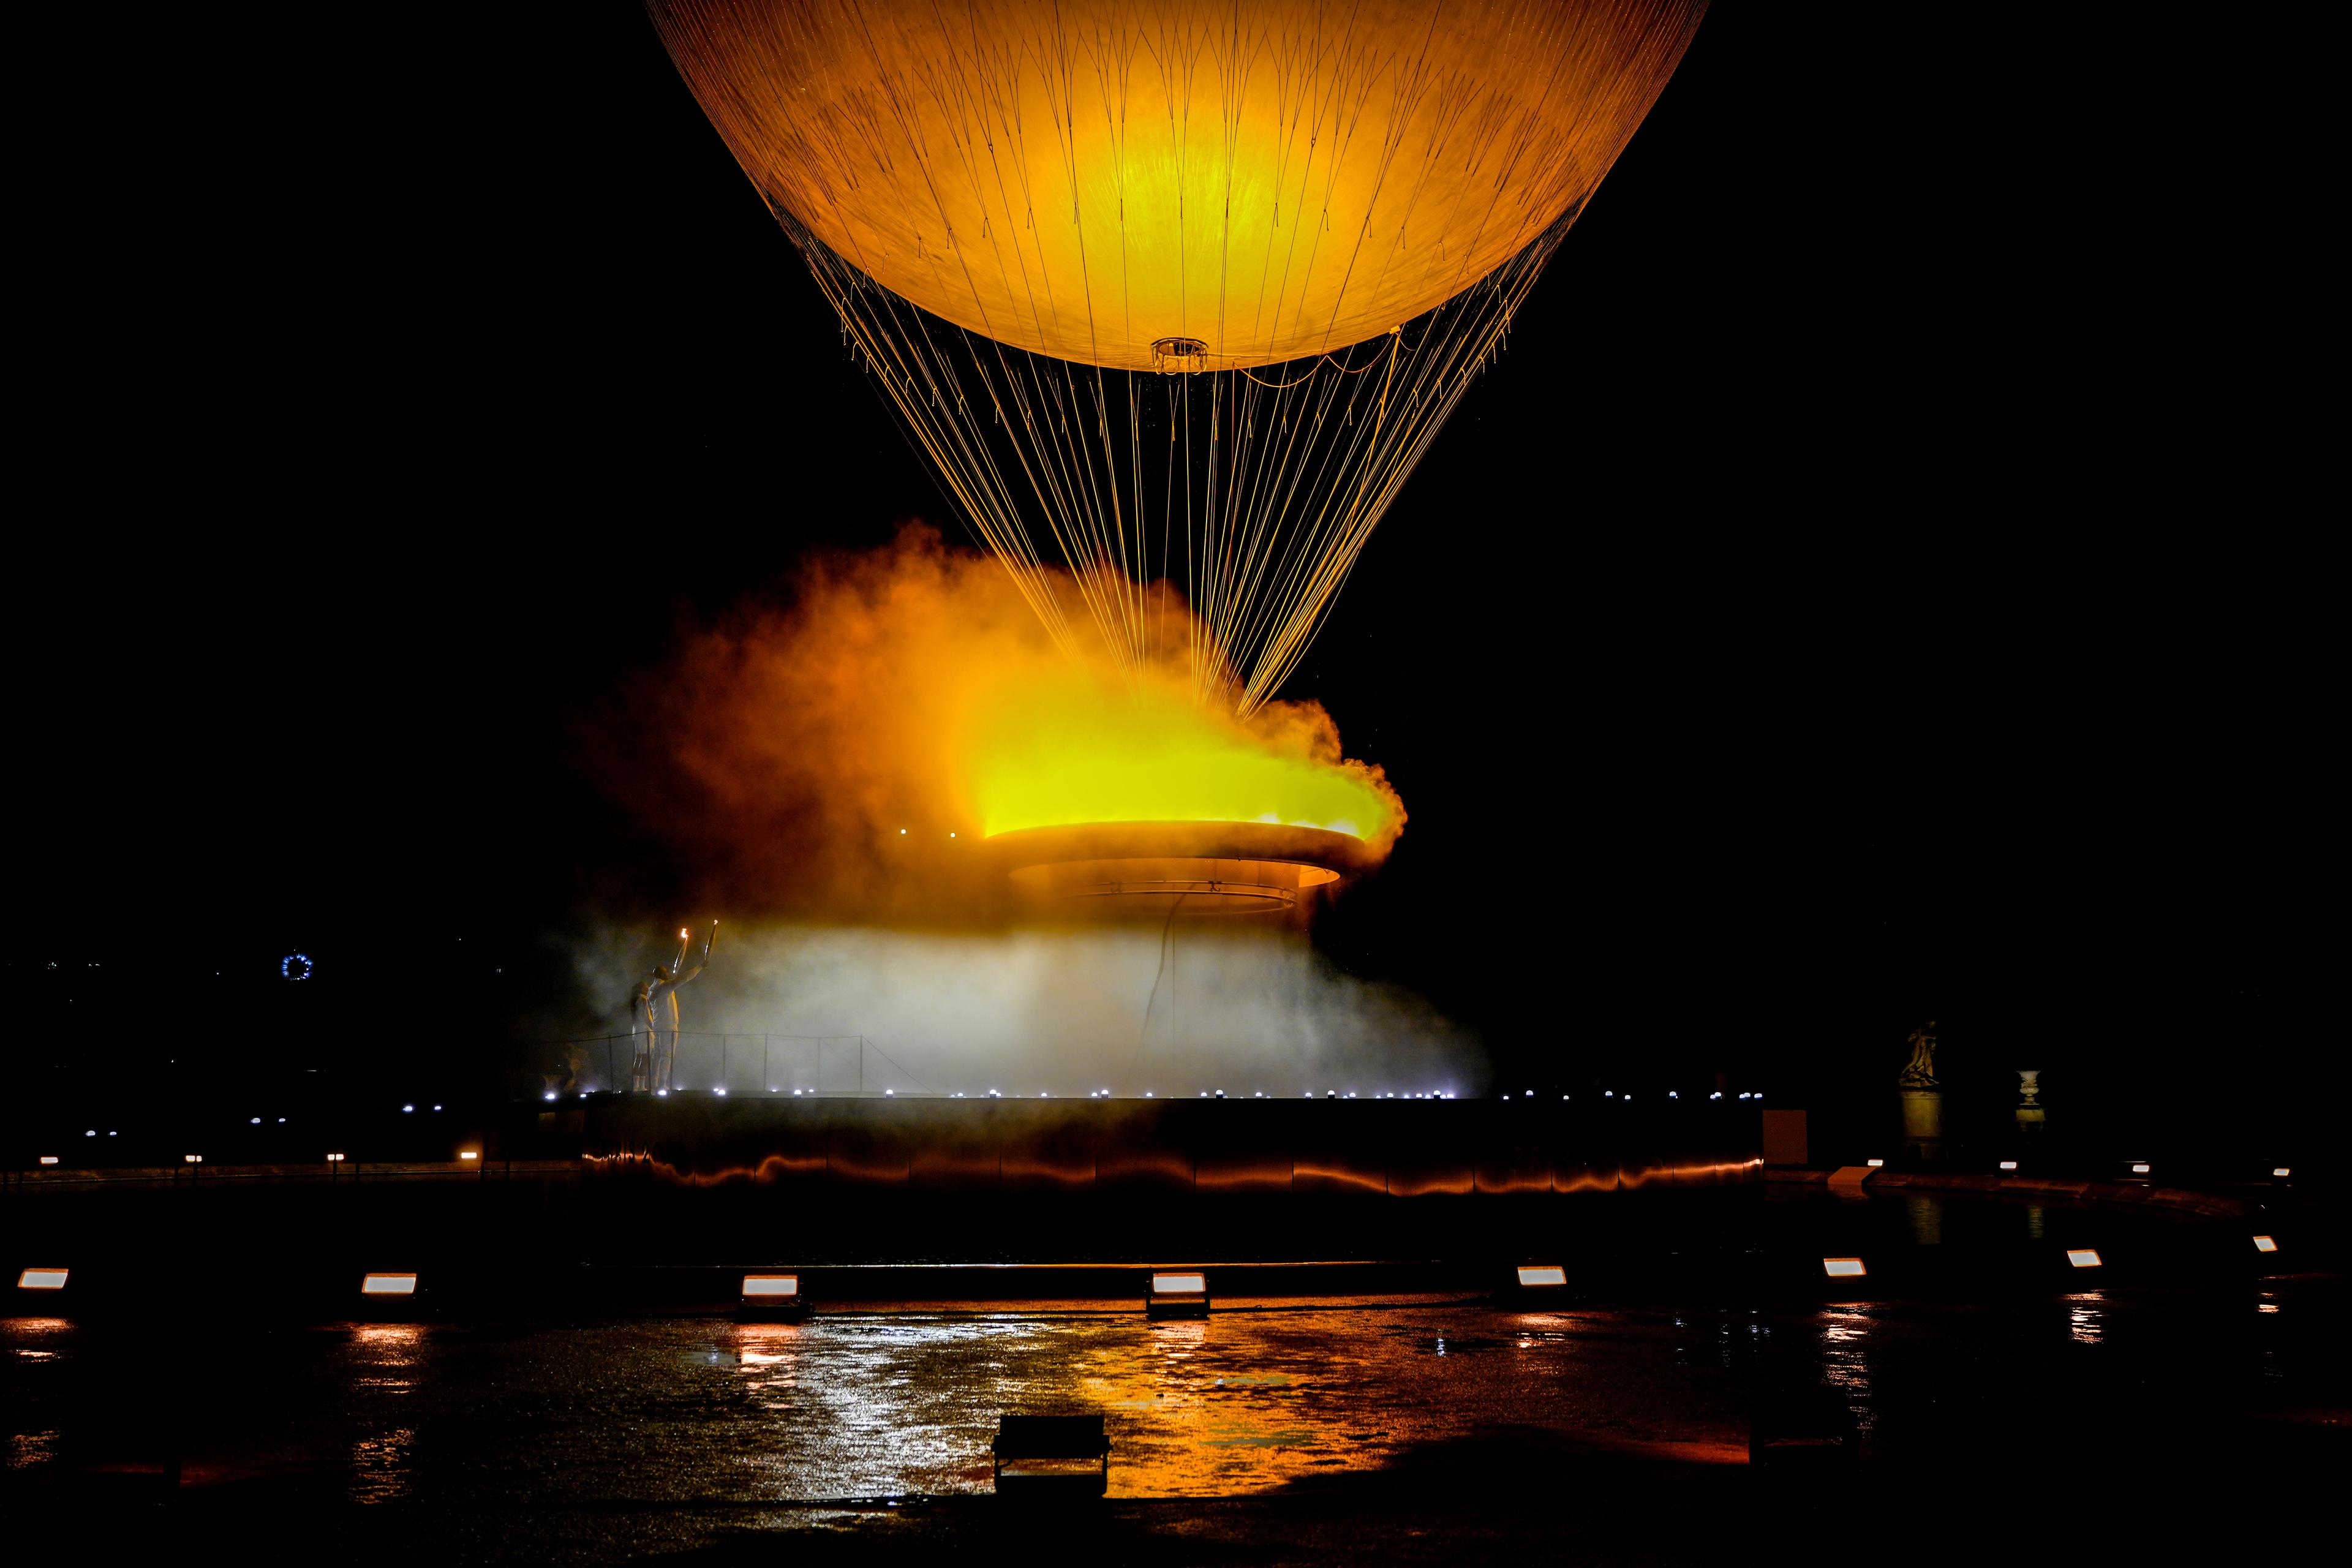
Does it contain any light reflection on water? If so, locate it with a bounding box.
[267,1308,1752,1503]
[1819,1309,1874,1432]
[2066,1294,2105,1346]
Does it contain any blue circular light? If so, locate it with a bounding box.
[282,952,314,981]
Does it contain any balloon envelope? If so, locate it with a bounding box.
[651,0,1706,369]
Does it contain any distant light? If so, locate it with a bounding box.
[1668,1091,1678,1098]
[1517,1265,1567,1288]
[1144,1091,1153,1098]
[361,1273,418,1296]
[2252,1235,2278,1253]
[899,828,907,834]
[1524,1090,1533,1098]
[1710,1091,1721,1099]
[1866,1159,1885,1168]
[184,1154,202,1164]
[656,1090,668,1098]
[18,1268,69,1291]
[276,1117,286,1124]
[433,1106,442,1112]
[84,1129,95,1137]
[1151,1272,1207,1295]
[792,1088,802,1096]
[742,1273,800,1298]
[38,1156,58,1165]
[715,1088,728,1096]
[2272,1167,2291,1178]
[2130,1163,2150,1175]
[1999,1160,2018,1171]
[1605,1091,1614,1098]
[251,1117,262,1125]
[1738,1092,1749,1099]
[327,1153,345,1163]
[2067,1249,2103,1268]
[545,1092,557,1101]
[1822,1257,1867,1278]
[459,1150,479,1161]
[884,1089,893,1096]
[403,1105,415,1114]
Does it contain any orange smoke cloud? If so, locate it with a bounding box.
[584,527,1402,919]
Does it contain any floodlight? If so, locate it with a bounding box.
[17,1268,69,1291]
[1147,1271,1211,1317]
[327,1153,345,1162]
[2130,1163,2150,1174]
[184,1154,202,1164]
[1517,1265,1567,1287]
[2067,1249,2103,1268]
[2271,1167,2291,1178]
[459,1150,479,1161]
[361,1273,418,1295]
[2252,1235,2277,1253]
[1822,1258,1866,1278]
[1866,1159,1885,1168]
[739,1272,809,1320]
[38,1155,58,1165]
[1999,1161,2018,1170]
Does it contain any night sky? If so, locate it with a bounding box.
[16,6,2329,1158]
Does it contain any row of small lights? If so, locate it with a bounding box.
[21,1235,2291,1300]
[543,1088,1766,1101]
[1823,1231,2283,1280]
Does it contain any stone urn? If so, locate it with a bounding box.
[2015,1069,2045,1135]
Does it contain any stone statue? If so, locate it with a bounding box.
[1898,1020,1939,1088]
[629,921,717,1093]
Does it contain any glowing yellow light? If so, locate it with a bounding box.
[1822,1258,1867,1278]
[742,1274,800,1297]
[459,1150,479,1161]
[326,1153,345,1162]
[2067,1249,2103,1268]
[2252,1235,2278,1253]
[184,1154,202,1164]
[968,665,1396,843]
[361,1273,418,1295]
[17,1268,68,1290]
[1150,1272,1207,1295]
[1517,1265,1567,1287]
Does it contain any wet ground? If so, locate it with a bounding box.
[6,1188,2345,1562]
[8,1280,2346,1562]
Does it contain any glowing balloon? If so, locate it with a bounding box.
[650,0,1705,370]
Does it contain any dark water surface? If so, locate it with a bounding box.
[6,1193,2345,1564]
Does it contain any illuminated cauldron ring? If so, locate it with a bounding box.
[989,822,1376,916]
